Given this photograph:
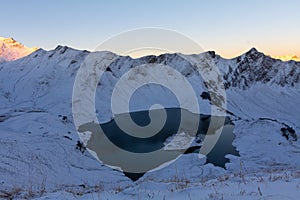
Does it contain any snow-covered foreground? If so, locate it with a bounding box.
[0,43,300,199]
[33,169,300,200]
[1,112,299,199]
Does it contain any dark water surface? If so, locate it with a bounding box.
[80,108,239,181]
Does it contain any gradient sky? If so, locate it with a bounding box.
[1,0,300,58]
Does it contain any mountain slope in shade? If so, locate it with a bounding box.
[0,37,38,63]
[217,48,300,89]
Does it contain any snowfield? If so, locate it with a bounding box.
[33,169,300,200]
[0,42,299,199]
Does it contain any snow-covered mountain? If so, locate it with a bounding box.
[0,44,300,199]
[0,37,38,63]
[220,48,300,88]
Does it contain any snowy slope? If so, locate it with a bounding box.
[0,45,300,199]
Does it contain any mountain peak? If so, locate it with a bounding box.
[0,36,39,63]
[237,47,265,61]
[245,47,260,55]
[0,37,17,44]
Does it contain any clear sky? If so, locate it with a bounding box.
[1,0,300,58]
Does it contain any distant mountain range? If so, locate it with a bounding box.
[273,55,300,61]
[0,36,299,62]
